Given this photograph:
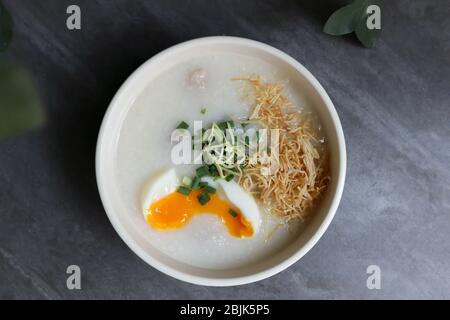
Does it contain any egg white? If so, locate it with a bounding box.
[201,176,261,234]
[141,168,180,214]
[141,168,262,235]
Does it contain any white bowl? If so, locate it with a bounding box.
[96,36,346,286]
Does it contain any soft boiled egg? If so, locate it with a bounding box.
[141,168,261,238]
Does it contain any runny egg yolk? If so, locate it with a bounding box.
[146,189,254,238]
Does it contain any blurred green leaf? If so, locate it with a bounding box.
[355,1,382,48]
[0,1,13,52]
[323,0,367,36]
[0,60,44,139]
[355,15,381,48]
[323,0,382,48]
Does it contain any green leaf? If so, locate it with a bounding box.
[355,17,381,48]
[0,61,44,139]
[323,0,368,36]
[355,1,382,48]
[0,1,14,52]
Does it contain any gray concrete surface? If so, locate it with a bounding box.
[0,0,449,299]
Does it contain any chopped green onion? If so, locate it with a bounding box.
[198,181,208,188]
[197,191,210,205]
[177,186,191,195]
[225,174,234,182]
[217,121,234,130]
[200,107,207,115]
[244,136,250,146]
[176,121,189,130]
[196,165,210,178]
[205,185,216,194]
[182,176,192,187]
[191,176,200,189]
[208,164,219,177]
[217,122,227,130]
[228,209,238,217]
